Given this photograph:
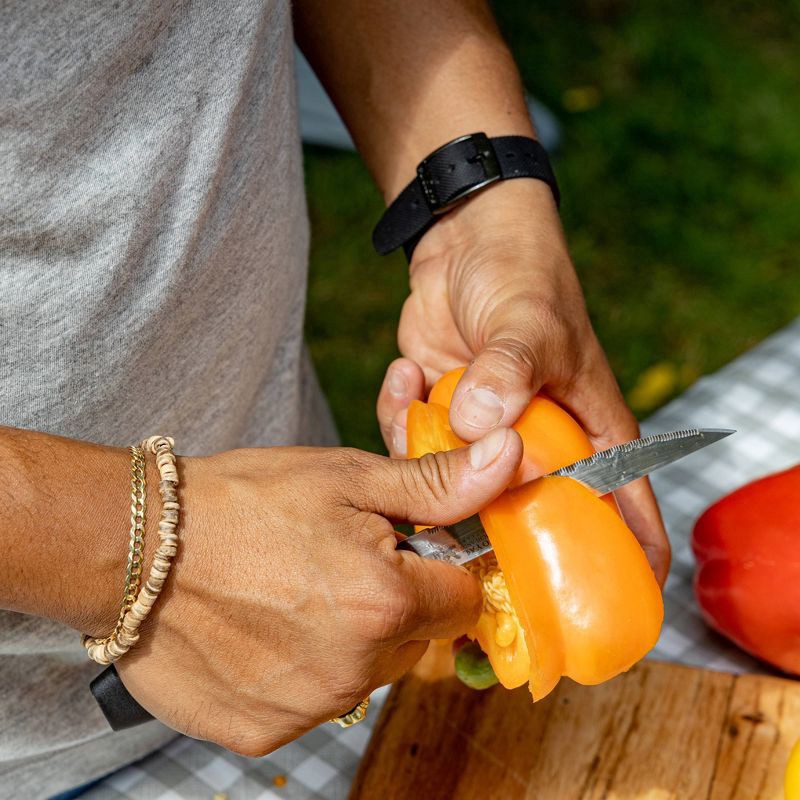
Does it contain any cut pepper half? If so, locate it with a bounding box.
[407,368,664,700]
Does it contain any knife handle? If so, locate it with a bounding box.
[91,665,154,730]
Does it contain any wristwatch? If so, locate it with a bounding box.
[372,132,560,260]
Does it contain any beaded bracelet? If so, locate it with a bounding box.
[84,436,180,665]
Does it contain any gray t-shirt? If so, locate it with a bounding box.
[0,2,337,796]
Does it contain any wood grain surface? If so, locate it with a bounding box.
[351,648,800,800]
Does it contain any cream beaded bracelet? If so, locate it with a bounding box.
[83,436,180,665]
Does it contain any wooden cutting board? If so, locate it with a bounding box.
[351,647,800,800]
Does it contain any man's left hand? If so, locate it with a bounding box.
[376,179,671,586]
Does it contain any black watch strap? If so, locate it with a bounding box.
[372,133,559,260]
[91,664,154,730]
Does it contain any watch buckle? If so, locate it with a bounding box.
[417,132,501,214]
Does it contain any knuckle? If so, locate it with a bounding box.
[321,448,374,497]
[484,334,542,387]
[329,447,370,475]
[350,510,389,545]
[413,451,453,505]
[485,305,596,391]
[526,294,563,334]
[362,577,419,642]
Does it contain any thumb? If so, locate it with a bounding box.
[352,427,523,525]
[449,329,543,442]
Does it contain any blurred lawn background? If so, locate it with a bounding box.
[304,0,800,452]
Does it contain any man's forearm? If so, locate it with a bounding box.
[294,0,535,201]
[0,427,157,635]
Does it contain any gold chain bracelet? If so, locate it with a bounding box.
[83,436,180,665]
[87,445,147,649]
[115,445,147,638]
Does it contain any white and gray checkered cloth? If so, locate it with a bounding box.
[82,318,800,800]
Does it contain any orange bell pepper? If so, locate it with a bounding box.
[407,368,664,700]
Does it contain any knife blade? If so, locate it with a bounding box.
[396,427,734,565]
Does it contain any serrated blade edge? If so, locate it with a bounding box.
[546,427,735,495]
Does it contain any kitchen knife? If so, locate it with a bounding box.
[396,427,734,565]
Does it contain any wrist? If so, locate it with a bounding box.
[0,433,147,635]
[82,445,169,639]
[410,179,567,267]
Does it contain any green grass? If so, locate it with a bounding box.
[304,0,800,452]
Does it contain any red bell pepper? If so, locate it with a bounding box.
[692,464,800,674]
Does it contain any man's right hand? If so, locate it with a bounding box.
[116,429,522,756]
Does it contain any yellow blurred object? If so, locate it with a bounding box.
[562,85,602,112]
[627,361,680,414]
[786,737,800,800]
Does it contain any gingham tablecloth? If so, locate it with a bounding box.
[82,318,800,800]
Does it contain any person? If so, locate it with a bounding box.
[0,1,670,796]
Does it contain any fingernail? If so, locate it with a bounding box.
[469,428,508,470]
[456,388,505,430]
[387,369,408,398]
[392,424,407,457]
